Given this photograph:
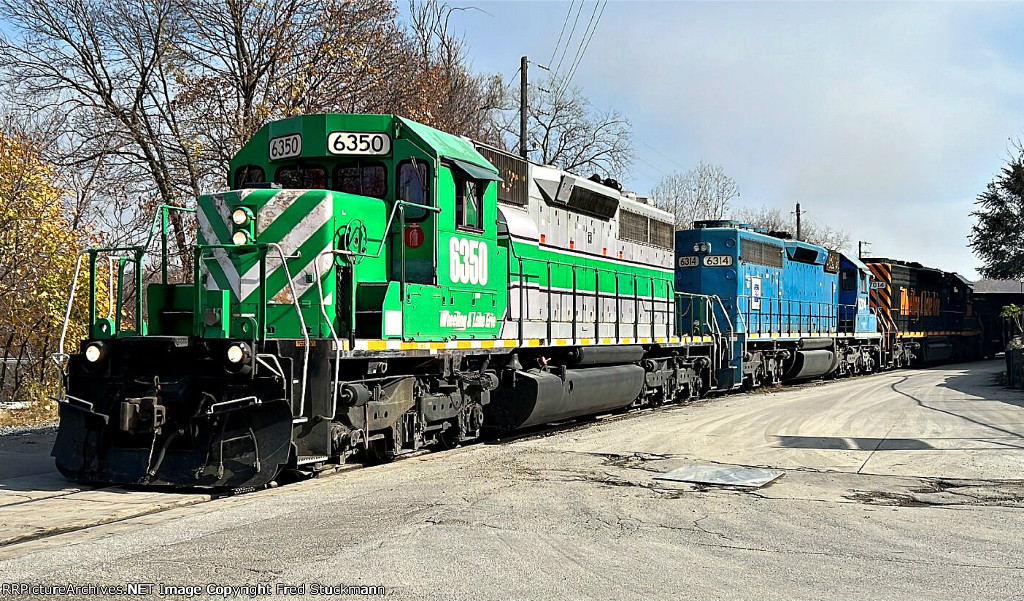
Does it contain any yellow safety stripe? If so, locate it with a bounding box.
[348,335,708,352]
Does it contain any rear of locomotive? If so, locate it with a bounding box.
[863,258,980,365]
[51,116,404,489]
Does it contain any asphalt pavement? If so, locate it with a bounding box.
[0,360,1021,600]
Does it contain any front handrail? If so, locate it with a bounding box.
[193,241,309,419]
[313,248,345,421]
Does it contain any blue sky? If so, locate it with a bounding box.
[426,1,1024,279]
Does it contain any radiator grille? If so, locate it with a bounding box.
[476,146,528,206]
[619,209,649,244]
[741,239,784,267]
[619,210,673,250]
[649,219,674,249]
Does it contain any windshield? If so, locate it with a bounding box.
[334,162,387,198]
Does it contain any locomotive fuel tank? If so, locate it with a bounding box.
[785,348,841,380]
[486,364,646,431]
[782,338,840,380]
[921,337,954,363]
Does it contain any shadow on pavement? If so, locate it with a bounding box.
[774,361,1024,452]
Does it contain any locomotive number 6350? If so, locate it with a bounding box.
[449,237,489,285]
[327,131,392,156]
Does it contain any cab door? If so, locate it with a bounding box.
[391,139,435,284]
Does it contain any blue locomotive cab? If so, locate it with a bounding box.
[838,254,878,334]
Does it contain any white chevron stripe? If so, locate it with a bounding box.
[198,193,240,297]
[255,189,312,235]
[266,242,334,305]
[240,191,334,303]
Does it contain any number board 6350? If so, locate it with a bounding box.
[327,131,392,156]
[268,133,302,161]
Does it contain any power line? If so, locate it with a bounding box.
[548,0,576,67]
[562,0,606,90]
[553,1,586,76]
[637,138,690,173]
[562,0,600,80]
[503,65,521,90]
[634,155,669,178]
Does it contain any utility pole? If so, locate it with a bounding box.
[520,55,528,159]
[794,202,804,240]
[858,241,871,259]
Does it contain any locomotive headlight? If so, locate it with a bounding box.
[231,230,249,245]
[231,208,252,226]
[84,342,106,363]
[226,343,250,364]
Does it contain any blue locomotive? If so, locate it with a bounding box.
[675,220,880,389]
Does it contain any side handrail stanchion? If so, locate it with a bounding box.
[267,242,309,419]
[57,252,88,360]
[312,249,342,421]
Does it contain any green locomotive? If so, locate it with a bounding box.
[53,114,722,489]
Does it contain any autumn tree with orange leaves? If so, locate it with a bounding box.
[0,131,91,408]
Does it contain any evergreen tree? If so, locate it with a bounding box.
[970,148,1024,279]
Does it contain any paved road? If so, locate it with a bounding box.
[0,360,1022,600]
[0,428,210,547]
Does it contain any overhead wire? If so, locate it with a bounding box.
[638,139,690,173]
[548,1,576,67]
[561,0,607,93]
[504,65,521,90]
[553,0,586,76]
[634,155,670,177]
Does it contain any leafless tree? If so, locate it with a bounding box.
[0,0,509,262]
[175,0,418,181]
[502,74,632,178]
[802,221,851,252]
[0,0,201,262]
[651,161,739,229]
[406,0,507,142]
[730,205,787,233]
[730,204,852,252]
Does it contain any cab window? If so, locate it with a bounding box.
[397,161,430,206]
[234,165,265,189]
[276,165,327,189]
[334,162,386,198]
[840,269,856,292]
[455,177,483,230]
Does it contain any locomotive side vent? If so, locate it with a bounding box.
[741,239,784,268]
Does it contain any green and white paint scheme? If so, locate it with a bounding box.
[221,114,508,344]
[495,160,676,343]
[206,114,677,348]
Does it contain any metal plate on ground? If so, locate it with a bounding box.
[653,465,784,488]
